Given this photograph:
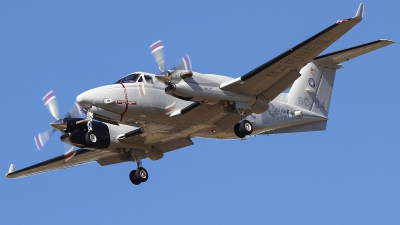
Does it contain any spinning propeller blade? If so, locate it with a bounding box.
[34,129,56,150]
[64,144,76,162]
[65,102,83,119]
[172,55,192,71]
[43,90,60,120]
[150,40,165,72]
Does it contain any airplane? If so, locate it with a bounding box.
[5,4,395,185]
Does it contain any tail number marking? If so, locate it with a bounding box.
[298,97,325,109]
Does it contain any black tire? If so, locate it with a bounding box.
[85,131,97,145]
[234,123,246,138]
[239,120,253,135]
[135,167,148,182]
[129,170,141,185]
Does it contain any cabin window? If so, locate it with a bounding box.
[144,75,154,84]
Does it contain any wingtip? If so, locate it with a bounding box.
[354,3,364,20]
[380,39,396,44]
[5,164,15,178]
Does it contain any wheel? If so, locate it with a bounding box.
[129,170,141,185]
[135,167,148,182]
[239,120,253,135]
[234,123,246,138]
[85,131,97,145]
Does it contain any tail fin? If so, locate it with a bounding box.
[287,39,394,118]
[286,62,335,118]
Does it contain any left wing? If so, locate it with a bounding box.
[220,4,364,101]
[5,149,118,179]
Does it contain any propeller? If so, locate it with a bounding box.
[150,40,165,72]
[43,90,59,120]
[149,40,193,84]
[34,90,83,151]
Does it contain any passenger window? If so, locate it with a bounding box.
[144,75,154,84]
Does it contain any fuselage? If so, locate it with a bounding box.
[76,70,326,141]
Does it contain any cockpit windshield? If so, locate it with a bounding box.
[114,73,141,84]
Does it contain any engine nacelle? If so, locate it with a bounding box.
[60,120,110,150]
[165,80,255,104]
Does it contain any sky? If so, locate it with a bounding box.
[1,1,399,224]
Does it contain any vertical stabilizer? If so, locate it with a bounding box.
[287,62,336,118]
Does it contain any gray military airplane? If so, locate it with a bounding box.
[5,4,394,185]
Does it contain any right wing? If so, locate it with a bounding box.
[5,149,118,179]
[6,138,195,178]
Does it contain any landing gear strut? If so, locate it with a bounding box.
[129,153,148,185]
[85,108,98,145]
[234,108,253,138]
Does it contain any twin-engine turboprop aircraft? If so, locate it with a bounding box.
[5,4,395,185]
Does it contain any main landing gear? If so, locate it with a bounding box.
[233,108,253,138]
[129,153,148,185]
[234,120,253,138]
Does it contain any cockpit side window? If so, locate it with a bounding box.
[137,76,143,82]
[121,74,141,83]
[144,75,154,84]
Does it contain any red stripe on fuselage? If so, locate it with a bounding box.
[139,82,145,97]
[120,83,129,122]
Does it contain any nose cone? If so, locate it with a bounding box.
[76,90,94,109]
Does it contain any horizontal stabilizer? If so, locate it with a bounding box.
[314,39,395,65]
[260,121,328,135]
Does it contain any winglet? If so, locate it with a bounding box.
[353,3,364,21]
[5,164,15,177]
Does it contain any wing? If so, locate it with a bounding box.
[220,4,364,101]
[5,149,118,179]
[6,137,194,178]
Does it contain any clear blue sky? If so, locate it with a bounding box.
[1,1,399,224]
